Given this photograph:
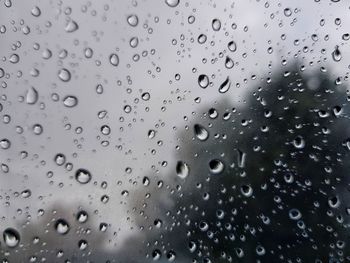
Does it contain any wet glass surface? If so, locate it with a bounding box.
[1,0,350,262]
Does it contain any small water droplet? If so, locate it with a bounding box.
[31,6,41,17]
[228,41,237,52]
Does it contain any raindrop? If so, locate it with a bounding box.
[9,54,19,64]
[225,56,234,69]
[241,185,253,197]
[109,53,119,66]
[26,87,38,104]
[212,18,221,31]
[284,8,292,17]
[63,95,78,108]
[176,161,190,179]
[165,0,180,8]
[198,74,209,88]
[228,40,237,52]
[31,6,41,17]
[218,76,231,93]
[293,136,305,149]
[127,14,139,27]
[198,34,207,44]
[58,68,71,82]
[194,124,209,141]
[54,153,66,166]
[55,219,70,235]
[75,169,92,184]
[3,228,20,248]
[77,211,88,223]
[65,20,79,33]
[209,159,224,174]
[289,208,302,220]
[332,45,342,62]
[0,139,11,149]
[141,92,150,101]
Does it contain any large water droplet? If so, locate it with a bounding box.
[75,168,92,184]
[198,74,209,88]
[55,219,70,235]
[332,45,342,62]
[165,0,180,7]
[58,68,71,82]
[212,18,221,31]
[194,124,209,141]
[127,14,139,27]
[109,53,119,66]
[176,161,189,179]
[63,95,78,108]
[65,20,79,33]
[228,40,237,52]
[3,228,20,248]
[209,159,224,174]
[26,87,38,104]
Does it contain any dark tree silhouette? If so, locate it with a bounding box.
[118,63,350,263]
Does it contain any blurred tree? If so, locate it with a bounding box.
[120,63,350,263]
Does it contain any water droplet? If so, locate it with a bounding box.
[76,211,88,223]
[31,6,41,17]
[332,46,342,62]
[148,129,156,139]
[284,8,292,17]
[237,149,246,168]
[293,136,305,149]
[165,0,180,7]
[127,14,138,27]
[0,68,4,78]
[212,18,221,31]
[84,47,93,58]
[109,53,119,66]
[194,124,209,141]
[218,76,231,93]
[63,95,78,108]
[228,40,237,52]
[225,56,234,69]
[176,161,190,179]
[65,20,79,33]
[58,68,71,82]
[3,228,20,248]
[55,219,70,235]
[289,208,302,220]
[0,139,11,149]
[78,239,88,250]
[141,92,150,101]
[26,87,38,104]
[241,185,253,197]
[328,196,340,208]
[209,159,224,174]
[101,125,111,135]
[198,74,209,88]
[75,169,91,184]
[9,54,19,64]
[152,249,162,260]
[208,108,218,119]
[54,153,66,166]
[197,34,207,44]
